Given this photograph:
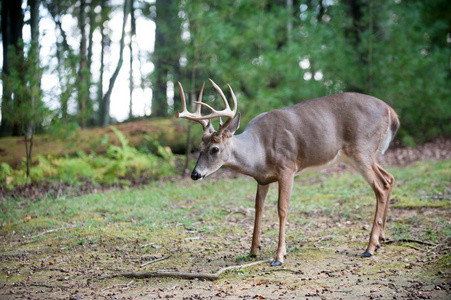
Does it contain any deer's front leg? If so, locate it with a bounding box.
[271,174,294,266]
[250,183,270,257]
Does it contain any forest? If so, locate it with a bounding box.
[1,0,450,186]
[2,0,450,138]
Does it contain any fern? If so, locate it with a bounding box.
[2,127,178,189]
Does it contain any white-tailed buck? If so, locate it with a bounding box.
[176,79,400,266]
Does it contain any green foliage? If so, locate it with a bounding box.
[47,118,80,141]
[178,0,451,143]
[2,40,48,134]
[0,126,177,189]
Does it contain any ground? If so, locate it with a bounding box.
[0,140,450,299]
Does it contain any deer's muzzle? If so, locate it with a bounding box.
[191,170,203,181]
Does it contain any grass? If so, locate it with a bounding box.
[0,159,450,297]
[1,159,450,244]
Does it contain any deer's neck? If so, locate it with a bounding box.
[224,132,264,179]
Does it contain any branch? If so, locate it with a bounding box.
[140,256,170,268]
[103,259,271,281]
[384,238,437,246]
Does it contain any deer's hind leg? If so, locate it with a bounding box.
[375,164,394,242]
[346,155,394,257]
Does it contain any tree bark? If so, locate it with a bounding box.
[1,0,24,136]
[97,0,107,125]
[78,0,88,129]
[152,0,182,117]
[26,0,41,181]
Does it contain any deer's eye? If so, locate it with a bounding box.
[210,147,220,154]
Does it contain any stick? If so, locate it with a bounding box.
[384,238,437,246]
[29,226,76,240]
[140,256,170,268]
[104,259,271,281]
[101,280,134,291]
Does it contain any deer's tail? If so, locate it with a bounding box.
[378,105,400,155]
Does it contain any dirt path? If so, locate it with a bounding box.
[1,139,450,299]
[1,206,449,299]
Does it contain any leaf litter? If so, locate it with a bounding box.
[0,139,450,299]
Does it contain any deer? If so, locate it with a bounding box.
[175,79,400,266]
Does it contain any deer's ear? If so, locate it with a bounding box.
[227,112,240,134]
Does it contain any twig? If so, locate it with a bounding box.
[264,268,302,274]
[29,283,54,289]
[101,279,134,291]
[420,195,451,200]
[225,207,254,220]
[29,225,76,240]
[140,256,170,268]
[406,245,424,251]
[384,238,437,246]
[103,259,271,281]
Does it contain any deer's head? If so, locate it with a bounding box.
[176,79,240,180]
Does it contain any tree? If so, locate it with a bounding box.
[100,0,131,126]
[128,0,136,120]
[78,0,89,129]
[45,0,83,126]
[3,39,48,180]
[1,0,24,136]
[97,0,109,125]
[151,0,182,117]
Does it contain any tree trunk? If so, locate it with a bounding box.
[98,0,107,125]
[129,0,136,120]
[129,36,134,119]
[26,0,41,181]
[78,0,88,129]
[1,0,24,136]
[152,0,182,117]
[87,2,95,123]
[101,0,130,126]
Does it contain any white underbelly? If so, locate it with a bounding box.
[296,150,345,176]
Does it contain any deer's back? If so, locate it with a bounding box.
[244,92,391,170]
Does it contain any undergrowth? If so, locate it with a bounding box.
[0,126,177,188]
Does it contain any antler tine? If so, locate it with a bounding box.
[208,79,231,111]
[206,79,238,140]
[175,81,208,129]
[175,82,187,119]
[227,84,238,115]
[195,81,205,115]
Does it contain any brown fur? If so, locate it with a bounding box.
[181,88,399,265]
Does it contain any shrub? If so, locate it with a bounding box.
[0,126,177,189]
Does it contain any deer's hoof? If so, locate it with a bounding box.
[360,252,372,258]
[270,260,283,267]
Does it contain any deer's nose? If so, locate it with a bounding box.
[191,170,203,180]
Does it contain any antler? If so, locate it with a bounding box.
[176,81,210,130]
[176,79,238,140]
